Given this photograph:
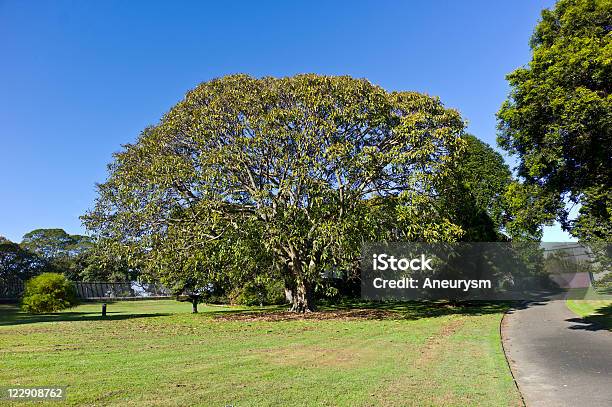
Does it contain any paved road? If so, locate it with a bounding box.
[502,300,612,407]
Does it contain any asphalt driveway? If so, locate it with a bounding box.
[502,300,612,407]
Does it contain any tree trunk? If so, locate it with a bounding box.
[289,281,314,313]
[189,295,200,313]
[281,248,316,312]
[176,293,200,313]
[284,287,293,303]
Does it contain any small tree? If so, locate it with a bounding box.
[21,273,79,314]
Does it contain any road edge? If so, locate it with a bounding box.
[500,303,527,407]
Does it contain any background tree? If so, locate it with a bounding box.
[83,74,465,312]
[440,135,541,241]
[497,0,612,241]
[440,135,511,241]
[21,229,93,279]
[79,238,138,282]
[0,236,43,287]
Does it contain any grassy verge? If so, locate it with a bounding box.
[566,299,612,331]
[0,300,521,406]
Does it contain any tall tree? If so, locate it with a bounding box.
[83,74,465,312]
[0,236,43,285]
[79,238,138,282]
[497,0,612,241]
[439,135,540,241]
[21,229,93,279]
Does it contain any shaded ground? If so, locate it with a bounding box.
[502,300,612,407]
[566,300,612,331]
[215,301,509,322]
[0,300,520,406]
[0,300,245,326]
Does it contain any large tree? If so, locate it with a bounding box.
[440,135,540,241]
[83,74,465,312]
[79,238,139,283]
[0,235,42,286]
[497,0,612,241]
[21,229,93,280]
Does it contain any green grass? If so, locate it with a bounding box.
[566,299,612,331]
[0,300,521,406]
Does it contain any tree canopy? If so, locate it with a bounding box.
[497,0,612,241]
[440,134,540,241]
[20,229,93,280]
[83,74,466,311]
[0,236,42,286]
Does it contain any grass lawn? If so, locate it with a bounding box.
[0,300,521,406]
[566,299,612,331]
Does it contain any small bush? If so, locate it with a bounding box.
[594,272,612,289]
[21,273,79,313]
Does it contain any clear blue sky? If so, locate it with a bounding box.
[0,0,572,243]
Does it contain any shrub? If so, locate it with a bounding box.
[594,272,612,290]
[21,273,78,313]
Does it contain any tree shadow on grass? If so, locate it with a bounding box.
[0,300,527,325]
[0,304,170,326]
[565,303,612,332]
[210,300,515,322]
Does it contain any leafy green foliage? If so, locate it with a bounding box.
[454,135,512,226]
[79,238,138,282]
[497,0,612,240]
[0,236,44,284]
[83,74,466,311]
[21,229,93,280]
[21,273,79,314]
[229,278,285,306]
[594,272,612,289]
[439,135,541,241]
